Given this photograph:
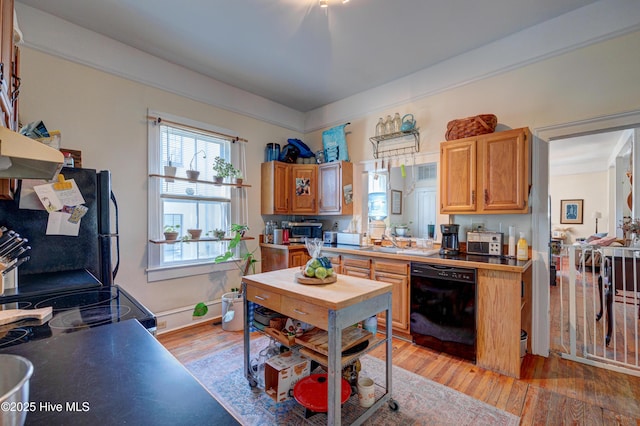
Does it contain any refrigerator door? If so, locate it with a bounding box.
[0,167,117,286]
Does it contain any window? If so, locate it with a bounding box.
[147,110,248,281]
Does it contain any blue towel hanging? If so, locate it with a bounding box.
[322,123,349,162]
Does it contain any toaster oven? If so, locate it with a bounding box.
[466,231,504,256]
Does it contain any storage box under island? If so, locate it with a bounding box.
[264,351,311,402]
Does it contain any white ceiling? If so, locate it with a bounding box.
[15,0,599,113]
[549,130,630,176]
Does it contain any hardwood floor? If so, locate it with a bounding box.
[159,322,640,425]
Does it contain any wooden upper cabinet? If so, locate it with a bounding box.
[261,161,290,215]
[0,0,14,130]
[318,161,353,215]
[479,128,530,212]
[440,139,476,213]
[0,0,17,200]
[290,164,317,214]
[440,127,530,214]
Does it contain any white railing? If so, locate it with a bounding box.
[557,244,640,376]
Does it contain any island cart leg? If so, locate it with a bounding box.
[242,280,257,387]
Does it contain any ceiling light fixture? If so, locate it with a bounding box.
[319,0,349,8]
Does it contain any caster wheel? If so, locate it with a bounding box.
[388,400,399,411]
[248,377,258,388]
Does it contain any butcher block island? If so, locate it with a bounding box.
[242,267,395,426]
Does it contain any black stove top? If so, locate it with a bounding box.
[0,286,156,349]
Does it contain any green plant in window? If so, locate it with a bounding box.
[212,156,236,179]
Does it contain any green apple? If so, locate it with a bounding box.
[314,266,327,279]
[305,266,315,277]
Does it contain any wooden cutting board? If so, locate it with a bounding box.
[0,307,53,326]
[295,326,372,356]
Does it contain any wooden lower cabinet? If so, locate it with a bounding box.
[476,267,531,378]
[289,249,311,268]
[341,255,371,279]
[260,244,310,273]
[372,259,410,333]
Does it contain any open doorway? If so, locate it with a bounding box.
[543,115,640,366]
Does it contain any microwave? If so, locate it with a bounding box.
[289,222,323,243]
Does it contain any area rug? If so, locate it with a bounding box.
[186,337,520,425]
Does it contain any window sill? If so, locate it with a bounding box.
[147,259,241,282]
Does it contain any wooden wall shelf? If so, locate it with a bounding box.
[149,173,251,188]
[149,236,255,245]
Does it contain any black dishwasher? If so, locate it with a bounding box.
[410,262,477,361]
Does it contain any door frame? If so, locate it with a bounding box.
[533,109,640,357]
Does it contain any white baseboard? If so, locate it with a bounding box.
[155,299,222,335]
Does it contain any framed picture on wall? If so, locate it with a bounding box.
[560,199,583,224]
[391,190,402,215]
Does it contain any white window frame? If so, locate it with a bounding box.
[146,109,246,282]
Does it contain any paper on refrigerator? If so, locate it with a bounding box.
[32,179,87,236]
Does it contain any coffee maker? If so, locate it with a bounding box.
[440,224,460,255]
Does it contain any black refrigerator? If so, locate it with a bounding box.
[0,167,119,295]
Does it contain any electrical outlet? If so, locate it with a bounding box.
[472,223,485,232]
[157,321,167,329]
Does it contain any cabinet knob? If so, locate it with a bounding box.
[484,189,489,203]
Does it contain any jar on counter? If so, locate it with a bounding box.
[62,152,74,167]
[265,221,274,244]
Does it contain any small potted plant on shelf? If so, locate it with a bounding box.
[163,224,180,241]
[187,228,202,240]
[212,156,235,184]
[187,150,206,181]
[233,169,244,185]
[210,228,226,240]
[164,155,177,182]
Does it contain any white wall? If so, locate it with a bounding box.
[549,171,610,243]
[14,12,640,334]
[17,49,303,331]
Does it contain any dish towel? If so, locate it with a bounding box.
[322,124,349,162]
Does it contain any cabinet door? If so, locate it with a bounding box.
[318,161,353,215]
[290,164,317,214]
[289,249,310,268]
[374,271,409,332]
[261,162,290,214]
[479,128,530,213]
[373,259,410,332]
[0,0,13,129]
[260,246,288,273]
[440,139,476,213]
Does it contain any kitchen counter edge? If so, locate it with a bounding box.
[259,243,531,273]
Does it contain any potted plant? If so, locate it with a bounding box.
[187,228,202,240]
[164,156,176,182]
[193,224,257,319]
[212,156,235,183]
[211,228,226,240]
[233,169,244,185]
[187,150,206,181]
[163,224,180,241]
